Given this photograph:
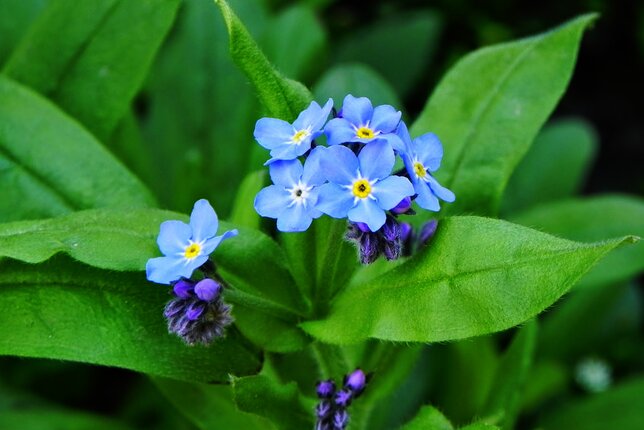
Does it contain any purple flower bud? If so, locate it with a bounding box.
[194,278,222,302]
[359,234,380,265]
[173,279,194,298]
[315,400,332,419]
[316,380,336,398]
[163,299,185,318]
[419,220,438,246]
[355,222,371,233]
[381,217,400,242]
[333,409,349,429]
[185,302,206,321]
[400,222,413,242]
[344,369,367,395]
[334,389,353,407]
[390,196,412,214]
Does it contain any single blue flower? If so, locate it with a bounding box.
[146,199,238,284]
[316,142,414,232]
[254,99,333,164]
[324,94,404,151]
[254,148,326,232]
[397,122,455,211]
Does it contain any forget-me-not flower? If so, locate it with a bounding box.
[316,141,414,232]
[324,94,404,151]
[146,199,238,284]
[254,148,325,232]
[397,122,455,211]
[254,99,333,164]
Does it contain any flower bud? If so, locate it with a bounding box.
[194,278,222,302]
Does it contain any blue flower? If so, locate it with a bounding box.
[146,199,238,284]
[324,94,404,151]
[316,142,414,232]
[397,122,455,211]
[254,99,333,164]
[254,148,326,232]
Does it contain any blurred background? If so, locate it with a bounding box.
[0,0,641,428]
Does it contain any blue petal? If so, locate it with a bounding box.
[358,140,394,180]
[370,105,401,132]
[316,183,355,218]
[347,198,386,232]
[301,146,327,186]
[340,94,373,126]
[324,117,357,146]
[373,175,415,210]
[293,98,333,131]
[378,133,406,154]
[266,141,308,164]
[146,256,194,284]
[414,181,440,211]
[202,229,238,256]
[254,185,292,218]
[277,204,313,232]
[395,121,414,155]
[427,174,456,202]
[320,145,359,185]
[157,220,191,256]
[254,118,293,149]
[190,199,218,242]
[414,133,444,171]
[269,159,302,186]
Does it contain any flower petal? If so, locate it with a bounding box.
[373,175,415,210]
[190,199,219,242]
[358,140,394,180]
[340,94,373,126]
[316,183,355,218]
[427,174,456,202]
[414,181,440,211]
[348,198,386,232]
[269,159,303,186]
[265,141,309,164]
[370,104,401,133]
[414,132,444,171]
[146,256,194,285]
[301,146,327,186]
[157,220,191,255]
[395,121,414,155]
[324,117,357,146]
[293,98,333,131]
[254,185,292,218]
[277,204,313,232]
[202,229,238,256]
[254,118,294,149]
[320,145,359,185]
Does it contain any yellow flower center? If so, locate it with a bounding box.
[352,179,372,199]
[413,161,427,178]
[184,243,201,260]
[356,127,375,139]
[291,129,310,144]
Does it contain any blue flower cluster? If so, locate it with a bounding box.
[253,95,454,263]
[146,199,237,345]
[314,369,370,430]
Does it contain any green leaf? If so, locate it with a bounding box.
[313,63,402,110]
[538,378,644,430]
[230,170,266,230]
[0,256,261,383]
[0,0,46,66]
[501,118,598,215]
[301,216,632,344]
[0,76,155,222]
[263,4,326,82]
[153,377,275,430]
[411,14,597,216]
[519,361,568,413]
[232,375,314,430]
[214,0,312,121]
[510,195,644,289]
[335,9,442,97]
[481,321,538,430]
[400,405,454,430]
[3,0,180,140]
[459,423,500,430]
[0,409,135,430]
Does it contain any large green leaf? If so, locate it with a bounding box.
[0,76,155,222]
[538,378,644,430]
[0,256,261,382]
[301,216,632,344]
[481,321,537,429]
[510,195,644,289]
[0,409,135,430]
[400,405,454,430]
[411,14,596,216]
[335,9,442,97]
[3,0,180,140]
[153,377,275,430]
[0,0,46,66]
[501,118,597,215]
[214,0,312,121]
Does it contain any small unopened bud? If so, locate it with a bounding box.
[334,389,353,407]
[194,278,222,302]
[172,278,194,298]
[316,380,336,399]
[333,409,349,429]
[359,234,380,264]
[390,196,412,214]
[419,220,438,246]
[344,369,367,394]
